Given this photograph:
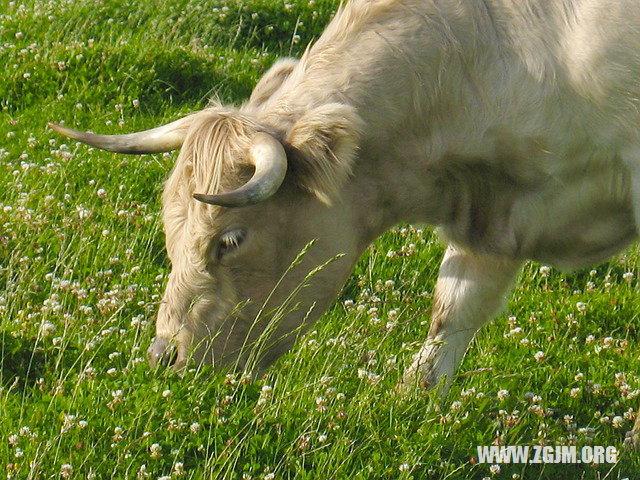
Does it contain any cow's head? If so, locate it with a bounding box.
[50,64,364,374]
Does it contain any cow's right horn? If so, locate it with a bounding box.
[48,114,194,154]
[193,132,287,208]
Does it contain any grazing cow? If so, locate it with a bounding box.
[50,0,640,439]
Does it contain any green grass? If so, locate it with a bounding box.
[1,0,640,478]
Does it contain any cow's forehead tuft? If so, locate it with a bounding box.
[174,109,262,198]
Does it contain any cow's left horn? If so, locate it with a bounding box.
[193,132,287,207]
[48,114,194,154]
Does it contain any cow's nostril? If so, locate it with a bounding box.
[147,338,177,368]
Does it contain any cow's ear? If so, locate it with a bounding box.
[285,103,362,205]
[249,58,299,107]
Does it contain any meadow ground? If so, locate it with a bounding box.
[1,0,640,478]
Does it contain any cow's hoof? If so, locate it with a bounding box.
[623,429,639,449]
[396,367,440,397]
[147,337,176,368]
[395,379,432,398]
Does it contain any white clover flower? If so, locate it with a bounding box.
[315,396,327,412]
[399,463,410,472]
[60,464,72,478]
[506,327,523,337]
[623,272,634,283]
[497,389,509,401]
[570,388,581,398]
[96,188,107,198]
[137,464,149,479]
[76,205,91,220]
[538,265,550,277]
[534,351,545,362]
[162,389,173,399]
[318,434,327,443]
[261,385,273,395]
[461,387,476,399]
[173,462,185,476]
[40,321,55,337]
[190,422,200,434]
[150,443,162,459]
[107,367,117,376]
[576,302,587,313]
[366,372,381,385]
[612,416,624,428]
[8,434,18,446]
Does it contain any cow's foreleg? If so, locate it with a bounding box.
[400,244,521,394]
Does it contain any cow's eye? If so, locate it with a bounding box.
[217,229,246,260]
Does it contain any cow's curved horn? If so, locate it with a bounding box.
[193,132,287,208]
[47,115,194,154]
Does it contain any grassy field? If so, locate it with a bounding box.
[1,0,640,478]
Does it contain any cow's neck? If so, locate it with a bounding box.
[257,96,473,249]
